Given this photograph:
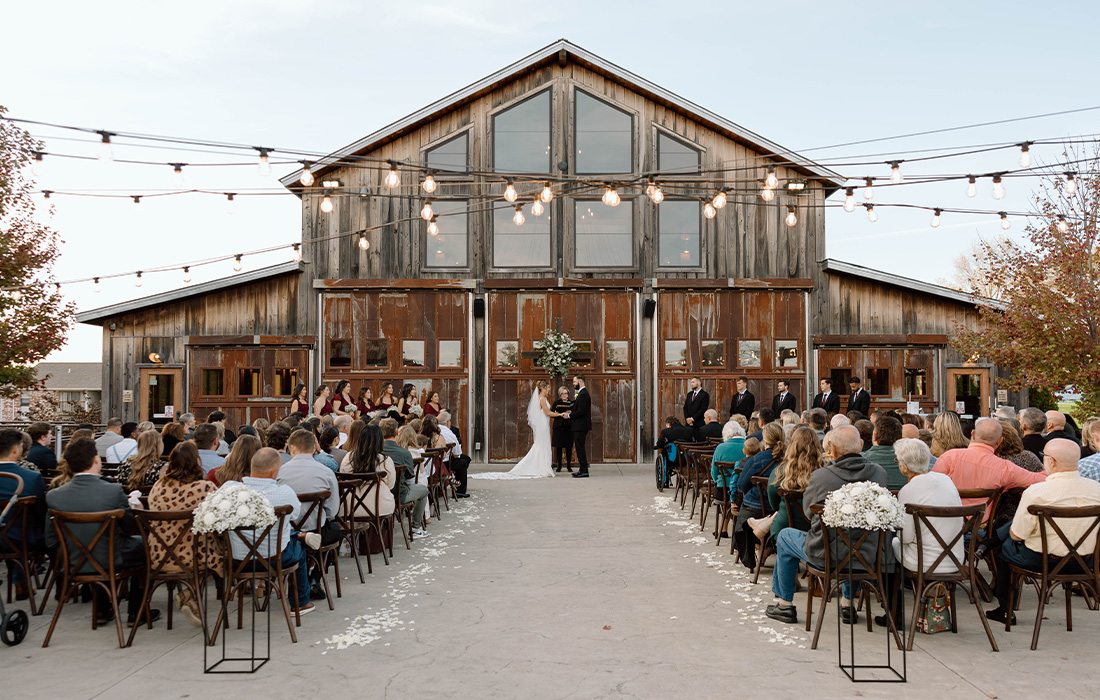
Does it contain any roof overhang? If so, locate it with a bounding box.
[822,258,1006,311]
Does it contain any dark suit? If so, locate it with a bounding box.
[683,389,710,435]
[0,462,46,547]
[27,443,58,474]
[571,388,592,472]
[656,424,694,451]
[729,390,755,421]
[812,391,840,414]
[1021,433,1047,460]
[847,388,871,416]
[697,421,724,440]
[1045,428,1080,445]
[772,391,796,416]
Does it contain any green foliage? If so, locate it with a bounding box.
[536,329,576,381]
[1027,386,1058,412]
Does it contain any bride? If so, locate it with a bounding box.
[473,380,566,479]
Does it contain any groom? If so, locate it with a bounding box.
[570,375,592,478]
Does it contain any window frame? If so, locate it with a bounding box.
[490,87,553,175]
[401,340,427,369]
[328,338,352,369]
[273,368,299,397]
[656,199,705,271]
[571,197,635,270]
[423,199,471,270]
[774,339,800,370]
[663,339,689,368]
[236,367,262,397]
[654,127,703,176]
[867,367,892,397]
[605,340,631,370]
[438,339,463,369]
[421,128,471,175]
[490,200,554,271]
[495,340,520,369]
[572,87,636,175]
[199,367,226,398]
[701,338,726,369]
[736,340,763,369]
[904,367,929,398]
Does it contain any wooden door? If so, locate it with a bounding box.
[139,368,182,424]
[946,367,991,418]
[487,290,637,463]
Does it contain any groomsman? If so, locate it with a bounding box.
[729,376,755,421]
[811,378,841,414]
[683,377,710,438]
[771,380,796,416]
[847,376,871,415]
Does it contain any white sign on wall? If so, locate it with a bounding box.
[122,390,134,403]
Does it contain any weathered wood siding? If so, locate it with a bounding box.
[188,346,311,425]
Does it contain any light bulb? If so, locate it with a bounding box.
[967,175,977,198]
[291,244,302,262]
[931,208,942,228]
[359,234,370,251]
[182,267,191,285]
[1065,172,1078,195]
[1056,215,1069,233]
[843,187,855,212]
[712,189,727,209]
[889,161,902,183]
[232,255,242,272]
[531,197,544,217]
[503,180,518,203]
[93,277,101,293]
[999,212,1011,230]
[759,186,775,202]
[865,204,878,222]
[132,195,141,204]
[299,163,315,187]
[601,186,620,207]
[172,163,185,183]
[421,200,434,221]
[98,131,113,162]
[257,148,271,175]
[428,217,440,236]
[540,182,554,203]
[765,166,778,189]
[384,164,400,189]
[512,205,525,226]
[650,185,664,204]
[135,271,143,288]
[1018,143,1032,168]
[31,151,44,177]
[785,206,797,227]
[703,202,717,219]
[320,194,334,213]
[992,175,1005,200]
[863,177,874,200]
[421,174,437,194]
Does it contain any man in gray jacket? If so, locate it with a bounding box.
[765,426,888,624]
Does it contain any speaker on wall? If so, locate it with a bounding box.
[473,297,486,318]
[642,298,656,318]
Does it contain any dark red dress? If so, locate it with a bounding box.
[289,399,308,417]
[317,399,334,416]
[356,399,375,414]
[423,402,441,417]
[333,393,355,414]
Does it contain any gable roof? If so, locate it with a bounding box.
[280,39,845,191]
[34,362,102,391]
[75,261,305,325]
[822,258,1006,310]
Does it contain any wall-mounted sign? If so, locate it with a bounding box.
[122,390,134,403]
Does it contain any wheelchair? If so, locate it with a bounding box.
[654,443,678,492]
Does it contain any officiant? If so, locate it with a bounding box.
[551,385,574,473]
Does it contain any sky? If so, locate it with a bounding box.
[6,0,1100,362]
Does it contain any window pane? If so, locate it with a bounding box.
[701,340,725,368]
[829,368,852,391]
[363,339,387,367]
[606,340,629,368]
[402,340,426,368]
[658,201,700,267]
[426,200,468,268]
[572,340,593,368]
[664,340,687,368]
[493,203,551,267]
[439,340,462,368]
[904,368,927,397]
[868,368,891,395]
[238,368,260,396]
[493,91,550,173]
[575,200,632,267]
[274,368,298,396]
[775,340,798,368]
[496,341,518,368]
[425,132,468,173]
[575,90,632,173]
[201,369,224,396]
[737,340,761,368]
[657,132,701,174]
[330,339,351,367]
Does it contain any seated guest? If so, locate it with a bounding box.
[1044,410,1081,445]
[148,442,220,625]
[208,434,261,486]
[900,424,936,467]
[104,422,139,465]
[160,421,186,458]
[986,439,1100,624]
[655,417,693,451]
[178,412,197,440]
[863,415,905,490]
[0,429,47,598]
[45,438,160,625]
[26,422,59,474]
[1079,420,1100,482]
[732,422,785,570]
[753,425,823,542]
[995,419,1043,472]
[16,431,37,473]
[931,412,969,457]
[438,411,470,498]
[235,448,314,616]
[116,431,167,491]
[192,423,225,475]
[320,426,345,467]
[697,409,724,440]
[251,418,271,440]
[420,415,448,451]
[380,418,431,538]
[710,421,746,502]
[854,419,874,452]
[1081,417,1098,458]
[339,425,396,518]
[265,423,292,464]
[830,414,851,431]
[355,387,376,416]
[334,415,353,449]
[95,418,124,460]
[766,426,888,624]
[808,408,827,439]
[277,430,342,551]
[207,411,236,445]
[748,408,775,441]
[729,414,749,434]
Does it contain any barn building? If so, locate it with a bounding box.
[76,40,1010,463]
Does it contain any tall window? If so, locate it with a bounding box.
[575,200,632,267]
[658,201,701,267]
[425,200,468,268]
[493,90,551,173]
[425,132,468,173]
[574,90,633,173]
[493,203,551,268]
[657,132,701,174]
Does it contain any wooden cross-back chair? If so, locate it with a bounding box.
[686,447,716,520]
[341,471,398,569]
[422,447,450,519]
[293,490,341,610]
[0,473,46,616]
[335,475,370,579]
[956,487,1002,601]
[703,461,738,544]
[749,475,776,584]
[672,441,707,509]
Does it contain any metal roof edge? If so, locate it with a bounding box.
[821,258,1006,311]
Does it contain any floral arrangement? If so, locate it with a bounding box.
[408,404,424,417]
[536,329,576,380]
[191,482,276,534]
[821,481,903,531]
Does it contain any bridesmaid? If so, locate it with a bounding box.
[422,391,442,417]
[289,383,309,418]
[313,384,334,417]
[332,380,356,417]
[395,383,418,423]
[378,382,397,414]
[356,386,376,415]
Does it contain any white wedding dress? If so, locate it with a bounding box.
[472,389,554,479]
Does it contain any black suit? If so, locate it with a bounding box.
[697,421,724,440]
[1021,433,1047,460]
[656,424,694,451]
[683,388,710,435]
[812,391,840,414]
[729,390,755,421]
[571,388,592,472]
[772,391,796,416]
[847,388,871,416]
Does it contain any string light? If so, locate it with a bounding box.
[182,267,191,284]
[291,243,302,262]
[649,182,665,204]
[93,277,101,293]
[531,196,544,217]
[320,192,334,213]
[358,233,370,251]
[765,166,778,190]
[967,175,977,198]
[864,203,878,222]
[1056,214,1069,233]
[712,188,728,209]
[512,205,525,226]
[863,177,874,200]
[32,150,44,176]
[226,193,236,204]
[992,175,1005,200]
[703,201,717,219]
[421,173,437,194]
[999,211,1011,230]
[1064,172,1078,195]
[97,130,113,161]
[232,255,243,272]
[889,161,903,183]
[135,271,143,288]
[1018,142,1033,168]
[42,190,52,200]
[931,207,942,228]
[170,162,185,183]
[420,200,434,221]
[843,187,855,212]
[503,179,518,203]
[539,181,554,203]
[428,216,440,236]
[384,162,401,189]
[298,162,315,187]
[254,147,271,175]
[759,184,774,202]
[132,195,141,204]
[785,206,797,227]
[601,186,621,207]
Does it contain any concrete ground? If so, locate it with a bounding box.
[4,465,1098,699]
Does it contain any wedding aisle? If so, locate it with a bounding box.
[9,466,1100,699]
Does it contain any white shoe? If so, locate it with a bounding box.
[303,532,322,550]
[412,528,431,538]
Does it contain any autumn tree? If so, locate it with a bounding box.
[953,146,1100,417]
[0,106,73,395]
[937,236,1017,301]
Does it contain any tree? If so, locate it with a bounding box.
[26,391,60,422]
[953,145,1100,417]
[937,236,1017,301]
[0,107,73,396]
